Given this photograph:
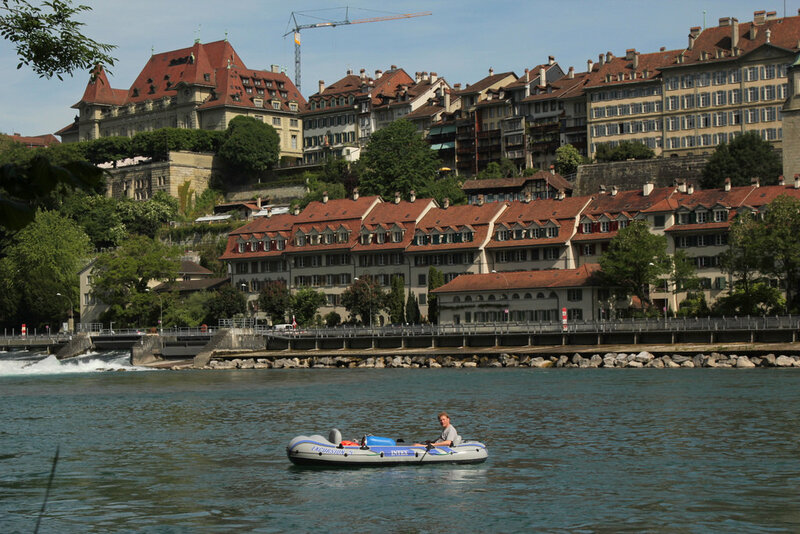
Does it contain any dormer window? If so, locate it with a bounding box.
[581,222,592,233]
[376,232,385,244]
[678,212,690,225]
[513,229,525,240]
[714,209,728,222]
[238,242,245,253]
[600,221,610,233]
[338,231,348,243]
[546,227,558,238]
[295,235,306,246]
[290,102,298,111]
[392,231,402,242]
[695,211,708,223]
[496,229,509,241]
[272,101,281,110]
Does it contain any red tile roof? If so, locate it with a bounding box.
[585,49,681,89]
[293,195,381,224]
[7,133,60,148]
[462,170,572,193]
[455,71,517,95]
[432,263,602,293]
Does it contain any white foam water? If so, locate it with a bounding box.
[0,351,150,376]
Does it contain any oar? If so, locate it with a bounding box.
[34,445,59,534]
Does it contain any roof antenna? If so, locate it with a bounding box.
[194,24,201,44]
[702,10,706,28]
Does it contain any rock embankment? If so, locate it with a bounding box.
[202,351,800,370]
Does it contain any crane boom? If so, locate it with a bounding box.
[284,9,432,92]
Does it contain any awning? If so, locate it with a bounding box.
[430,143,442,150]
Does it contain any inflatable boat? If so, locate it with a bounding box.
[286,429,488,467]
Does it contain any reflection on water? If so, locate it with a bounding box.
[1,368,800,532]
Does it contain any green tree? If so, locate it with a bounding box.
[2,210,92,327]
[289,287,326,326]
[358,119,440,199]
[670,249,700,300]
[294,173,347,210]
[427,266,445,324]
[386,275,405,324]
[554,144,584,176]
[218,116,280,175]
[701,131,782,189]
[60,191,126,249]
[759,195,800,311]
[85,136,131,166]
[116,191,178,238]
[1,0,116,80]
[204,285,246,323]
[594,141,654,162]
[341,277,386,325]
[598,220,671,308]
[91,235,179,324]
[258,280,290,324]
[420,175,466,206]
[405,291,421,324]
[324,311,341,327]
[164,291,213,327]
[719,210,767,313]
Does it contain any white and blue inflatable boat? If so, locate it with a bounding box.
[287,429,488,467]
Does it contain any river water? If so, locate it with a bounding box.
[2,351,800,533]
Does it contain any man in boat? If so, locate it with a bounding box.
[416,411,461,447]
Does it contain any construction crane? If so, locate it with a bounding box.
[284,7,432,92]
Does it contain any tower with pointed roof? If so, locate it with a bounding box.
[781,52,800,180]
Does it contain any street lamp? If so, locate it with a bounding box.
[145,288,163,332]
[55,292,73,333]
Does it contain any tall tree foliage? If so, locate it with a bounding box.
[387,275,405,324]
[554,144,585,176]
[0,0,116,79]
[701,131,782,189]
[204,285,246,323]
[1,210,91,327]
[258,280,291,324]
[358,119,440,199]
[405,292,421,324]
[341,277,385,325]
[218,116,280,176]
[289,287,327,326]
[594,141,654,162]
[91,235,179,324]
[427,266,445,324]
[598,220,670,308]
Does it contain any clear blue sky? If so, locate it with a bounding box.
[1,0,794,136]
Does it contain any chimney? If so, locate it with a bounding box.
[353,187,360,201]
[719,16,731,26]
[266,206,272,218]
[409,189,416,202]
[524,69,531,98]
[293,205,300,216]
[375,69,382,78]
[430,71,438,83]
[489,67,494,76]
[766,28,771,44]
[587,59,594,72]
[751,177,760,188]
[568,66,575,79]
[724,177,731,192]
[599,53,605,66]
[443,197,450,208]
[626,48,636,60]
[599,184,607,194]
[394,191,400,204]
[360,68,366,80]
[677,179,687,193]
[390,64,397,70]
[322,190,328,203]
[415,71,422,83]
[732,18,739,49]
[318,80,325,94]
[688,27,700,49]
[256,196,262,209]
[606,51,613,63]
[347,68,353,75]
[549,165,555,175]
[754,10,766,25]
[453,83,461,90]
[524,191,532,203]
[477,194,485,206]
[767,11,777,20]
[643,181,654,196]
[557,189,565,200]
[539,66,546,86]
[778,175,785,186]
[633,53,639,70]
[549,55,555,65]
[271,64,280,73]
[794,174,800,189]
[687,182,694,195]
[611,185,618,196]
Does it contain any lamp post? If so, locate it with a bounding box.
[55,292,73,333]
[145,288,163,332]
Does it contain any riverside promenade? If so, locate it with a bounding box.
[4,316,800,370]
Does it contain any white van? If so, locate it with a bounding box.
[273,324,295,331]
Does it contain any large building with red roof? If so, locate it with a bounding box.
[58,39,305,163]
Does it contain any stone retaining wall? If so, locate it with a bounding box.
[201,351,800,370]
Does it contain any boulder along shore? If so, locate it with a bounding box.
[195,351,800,370]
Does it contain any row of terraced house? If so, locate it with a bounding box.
[60,10,800,193]
[221,179,800,326]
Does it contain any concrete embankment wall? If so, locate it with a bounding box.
[575,155,710,195]
[192,329,265,368]
[131,335,164,366]
[56,333,93,360]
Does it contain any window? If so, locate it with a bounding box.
[568,308,583,321]
[567,289,583,301]
[418,274,427,286]
[745,67,759,82]
[581,222,592,233]
[653,215,665,228]
[291,135,297,149]
[582,244,595,256]
[600,221,610,233]
[272,101,281,110]
[695,211,708,223]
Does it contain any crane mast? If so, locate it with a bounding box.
[284,8,432,92]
